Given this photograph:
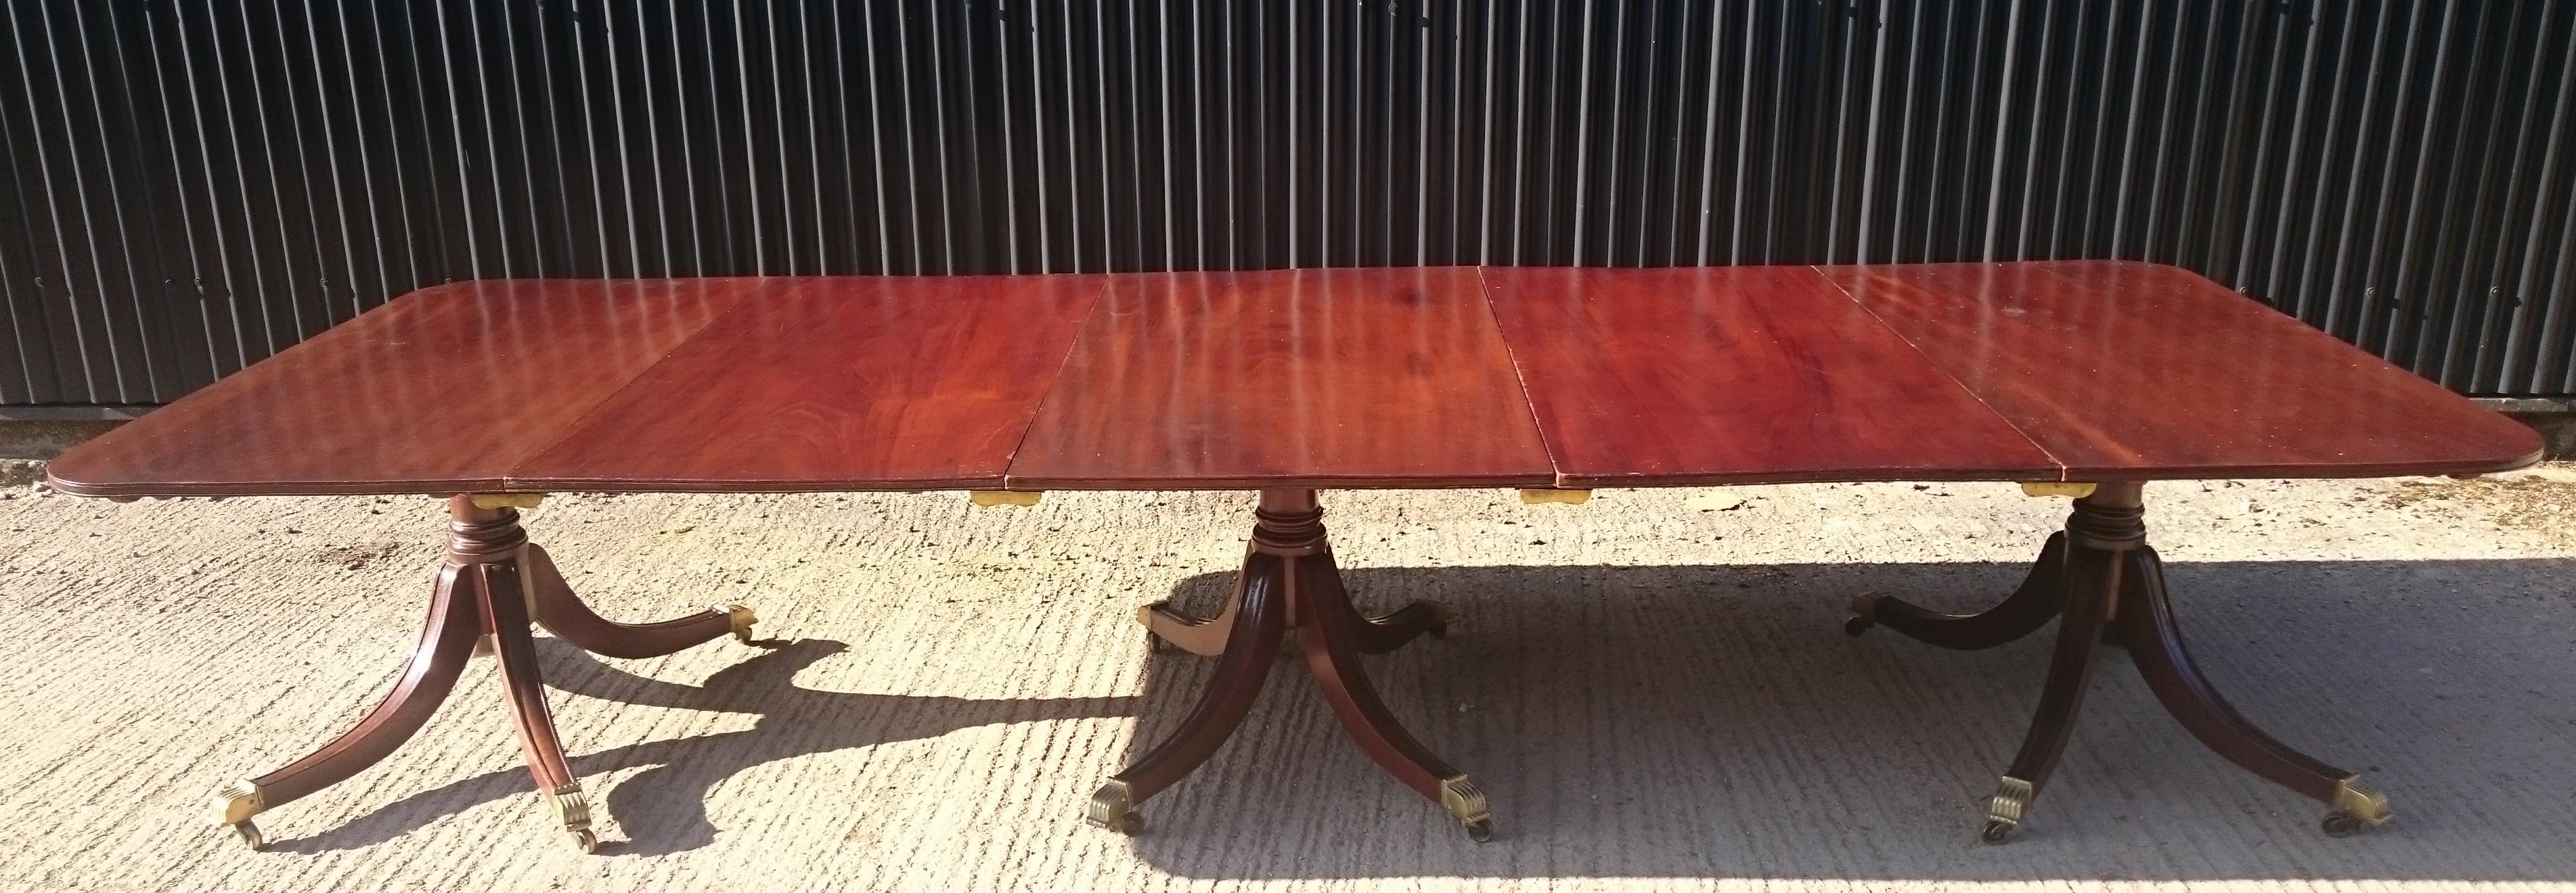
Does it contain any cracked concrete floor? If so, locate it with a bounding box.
[0,467,2571,892]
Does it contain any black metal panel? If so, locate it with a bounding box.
[2,0,2571,405]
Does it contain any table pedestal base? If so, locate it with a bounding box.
[209,495,759,854]
[1089,488,1491,842]
[1846,481,2393,842]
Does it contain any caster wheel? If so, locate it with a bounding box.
[1842,615,1875,637]
[1464,819,1494,843]
[1978,820,2014,844]
[2320,812,2362,838]
[227,821,265,851]
[1111,812,1143,835]
[567,829,599,853]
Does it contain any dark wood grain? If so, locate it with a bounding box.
[1006,268,1555,489]
[1817,261,2544,479]
[45,279,771,497]
[1484,266,2059,486]
[515,275,1105,491]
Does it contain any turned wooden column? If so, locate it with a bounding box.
[1090,488,1488,841]
[1847,481,2391,842]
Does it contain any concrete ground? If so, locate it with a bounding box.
[0,468,2571,892]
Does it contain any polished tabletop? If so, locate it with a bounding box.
[47,262,2544,498]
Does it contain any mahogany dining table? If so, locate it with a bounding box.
[45,262,2541,853]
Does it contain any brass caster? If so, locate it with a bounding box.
[715,604,758,645]
[1842,593,1878,637]
[227,821,265,851]
[1086,780,1142,835]
[1135,603,1172,653]
[1438,775,1492,836]
[2323,776,2391,838]
[545,783,595,852]
[210,779,267,850]
[1140,605,1176,653]
[1980,775,2032,845]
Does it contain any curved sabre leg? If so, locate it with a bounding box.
[1850,533,2068,649]
[210,563,483,850]
[480,560,600,853]
[1101,489,1488,841]
[1295,554,1492,842]
[525,544,757,658]
[1089,553,1289,834]
[209,497,767,854]
[1350,597,1454,655]
[1316,544,1450,654]
[1142,551,1449,657]
[2115,547,2392,836]
[1978,543,2115,844]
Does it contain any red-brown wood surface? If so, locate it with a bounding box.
[516,275,1105,491]
[1004,268,1555,489]
[1817,261,2544,479]
[45,279,770,497]
[1484,266,2059,486]
[48,265,2539,498]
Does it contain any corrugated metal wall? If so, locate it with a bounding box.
[3,0,2571,406]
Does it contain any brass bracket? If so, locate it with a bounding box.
[469,493,546,510]
[210,779,268,850]
[210,778,265,826]
[1086,779,1140,833]
[544,782,598,853]
[545,782,591,832]
[2020,482,2096,499]
[1438,775,1492,826]
[2334,775,2393,826]
[1986,775,2034,829]
[1846,592,1880,622]
[1518,488,1591,505]
[969,490,1042,507]
[713,603,758,644]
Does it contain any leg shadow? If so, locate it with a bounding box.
[275,638,1136,854]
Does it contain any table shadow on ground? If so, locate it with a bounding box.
[269,638,1136,856]
[1113,557,2576,882]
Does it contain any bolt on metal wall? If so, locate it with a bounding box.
[2,0,2571,405]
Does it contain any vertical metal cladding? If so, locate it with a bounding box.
[1,0,2570,405]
